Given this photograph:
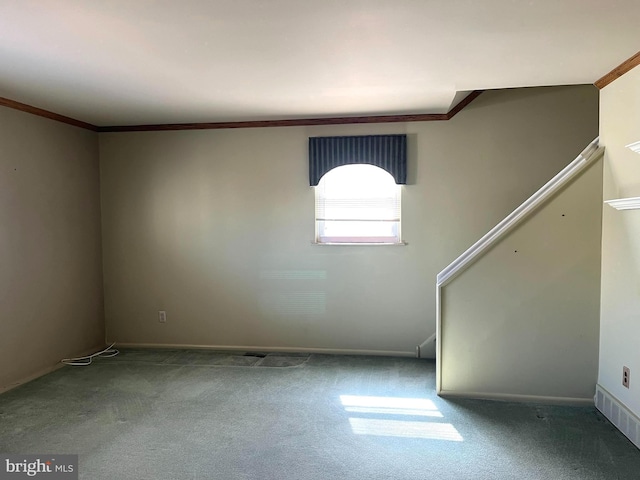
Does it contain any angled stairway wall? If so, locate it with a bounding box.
[438,147,603,404]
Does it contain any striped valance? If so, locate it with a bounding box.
[308,135,407,186]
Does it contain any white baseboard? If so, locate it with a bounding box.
[0,343,106,395]
[110,342,415,358]
[595,384,640,449]
[439,389,594,406]
[0,363,66,396]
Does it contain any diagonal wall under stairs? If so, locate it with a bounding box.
[438,144,603,403]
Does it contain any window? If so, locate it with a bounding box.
[308,134,407,245]
[315,164,402,244]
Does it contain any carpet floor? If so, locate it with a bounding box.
[0,349,639,479]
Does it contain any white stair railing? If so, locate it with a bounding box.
[437,137,602,287]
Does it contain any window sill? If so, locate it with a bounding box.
[312,241,408,246]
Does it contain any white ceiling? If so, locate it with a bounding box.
[0,0,638,126]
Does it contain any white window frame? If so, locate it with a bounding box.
[314,164,403,245]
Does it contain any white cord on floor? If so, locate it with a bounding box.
[61,343,119,366]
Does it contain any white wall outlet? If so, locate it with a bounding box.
[158,310,167,323]
[623,366,630,388]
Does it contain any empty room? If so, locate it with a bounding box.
[1,1,640,479]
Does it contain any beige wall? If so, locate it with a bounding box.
[599,65,640,416]
[99,85,598,355]
[0,107,104,391]
[440,158,603,401]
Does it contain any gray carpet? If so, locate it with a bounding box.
[0,349,639,480]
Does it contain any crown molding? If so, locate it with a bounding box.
[98,91,484,132]
[446,90,483,119]
[0,96,98,131]
[98,113,448,132]
[0,90,484,133]
[594,50,640,89]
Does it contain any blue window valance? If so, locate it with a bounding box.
[308,134,407,186]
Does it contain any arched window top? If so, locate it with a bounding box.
[309,135,407,186]
[317,164,396,192]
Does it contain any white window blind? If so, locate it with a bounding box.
[315,164,401,244]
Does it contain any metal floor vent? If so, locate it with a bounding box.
[237,352,312,367]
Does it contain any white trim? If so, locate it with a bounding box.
[436,283,443,392]
[0,344,106,394]
[312,241,408,246]
[0,364,66,395]
[626,141,640,154]
[108,342,415,358]
[437,138,602,287]
[439,390,594,406]
[595,384,640,450]
[604,197,640,210]
[416,333,436,358]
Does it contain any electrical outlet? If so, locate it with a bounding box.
[623,366,630,388]
[158,310,167,323]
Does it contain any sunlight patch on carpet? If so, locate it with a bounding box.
[340,395,463,441]
[348,418,464,441]
[340,395,443,417]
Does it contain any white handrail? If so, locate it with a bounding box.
[437,137,602,287]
